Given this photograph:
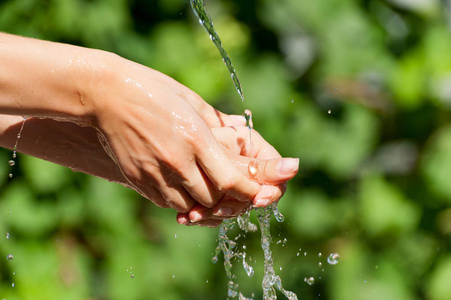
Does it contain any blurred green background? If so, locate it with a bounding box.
[1,0,451,299]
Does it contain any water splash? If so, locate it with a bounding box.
[190,2,295,298]
[212,205,297,299]
[256,204,297,300]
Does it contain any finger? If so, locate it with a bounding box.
[188,204,212,222]
[176,212,222,227]
[210,196,251,218]
[179,197,249,224]
[176,212,190,225]
[136,184,172,209]
[253,184,287,207]
[151,168,197,213]
[195,144,261,203]
[192,219,223,228]
[180,163,223,208]
[182,89,246,127]
[226,154,293,207]
[212,126,299,184]
[190,197,251,220]
[212,126,280,159]
[234,155,299,185]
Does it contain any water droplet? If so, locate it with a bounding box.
[13,272,15,276]
[304,252,307,256]
[318,252,322,258]
[304,277,314,286]
[130,274,134,278]
[6,233,10,239]
[211,256,218,263]
[248,164,257,177]
[227,281,239,298]
[327,109,331,114]
[12,152,16,158]
[327,253,339,265]
[174,234,177,239]
[172,275,175,279]
[8,173,13,178]
[244,109,253,129]
[11,282,14,288]
[273,204,285,222]
[291,99,294,104]
[8,160,15,167]
[296,252,300,257]
[318,262,322,267]
[6,254,13,261]
[279,267,283,271]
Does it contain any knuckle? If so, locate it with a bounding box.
[219,176,237,192]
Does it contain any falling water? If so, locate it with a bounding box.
[8,117,27,179]
[190,0,244,101]
[189,0,252,127]
[190,1,297,298]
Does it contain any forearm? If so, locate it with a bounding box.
[0,115,128,186]
[0,33,106,125]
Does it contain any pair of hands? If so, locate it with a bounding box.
[89,57,298,227]
[0,34,298,227]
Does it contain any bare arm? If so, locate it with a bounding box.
[0,115,128,186]
[0,33,298,218]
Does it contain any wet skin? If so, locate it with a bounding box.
[0,33,299,227]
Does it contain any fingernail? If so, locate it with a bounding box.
[177,216,190,225]
[213,207,234,217]
[230,115,246,125]
[253,197,272,208]
[190,211,203,223]
[253,186,275,207]
[276,158,299,175]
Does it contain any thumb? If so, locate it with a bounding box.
[225,149,299,184]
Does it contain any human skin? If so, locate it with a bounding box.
[0,33,299,226]
[0,116,296,227]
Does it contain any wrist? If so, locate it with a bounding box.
[0,33,117,126]
[83,50,128,129]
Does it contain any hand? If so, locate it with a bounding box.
[0,33,297,219]
[0,116,297,226]
[176,126,299,227]
[90,55,285,213]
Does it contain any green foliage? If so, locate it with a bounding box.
[1,0,451,299]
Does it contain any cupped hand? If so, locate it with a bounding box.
[91,56,266,213]
[176,126,299,227]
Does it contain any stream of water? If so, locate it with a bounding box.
[190,1,297,299]
[8,117,26,179]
